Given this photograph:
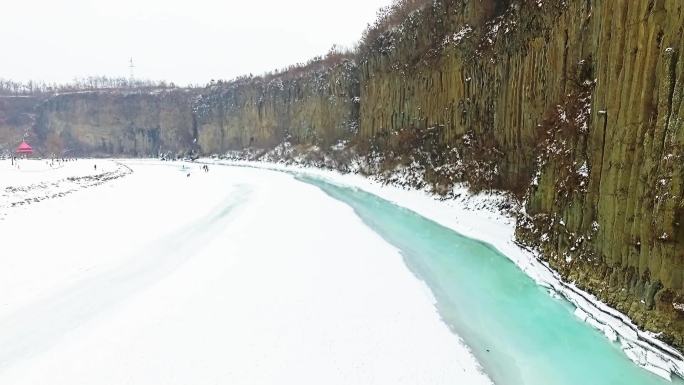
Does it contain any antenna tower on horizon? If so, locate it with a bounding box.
[129,57,135,85]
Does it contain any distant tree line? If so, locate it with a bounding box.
[263,45,356,81]
[205,44,357,91]
[0,77,179,96]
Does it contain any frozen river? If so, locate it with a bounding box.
[304,175,680,385]
[0,160,679,384]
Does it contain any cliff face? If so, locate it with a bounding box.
[1,0,683,352]
[355,0,684,348]
[193,61,359,153]
[16,62,359,158]
[0,96,40,153]
[0,90,198,157]
[353,0,684,349]
[33,90,198,157]
[521,0,684,350]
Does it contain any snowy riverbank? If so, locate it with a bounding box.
[208,159,684,381]
[0,159,128,220]
[0,158,118,189]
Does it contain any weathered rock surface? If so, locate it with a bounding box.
[34,90,198,157]
[0,96,40,153]
[194,62,359,153]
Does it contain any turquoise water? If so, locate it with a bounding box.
[301,176,682,385]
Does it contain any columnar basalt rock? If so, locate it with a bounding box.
[522,0,684,350]
[192,60,359,154]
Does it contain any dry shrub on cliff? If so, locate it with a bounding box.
[349,122,513,197]
[533,61,595,202]
[263,46,355,83]
[358,125,463,196]
[361,0,433,46]
[457,131,506,194]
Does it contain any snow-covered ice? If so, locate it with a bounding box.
[0,160,491,385]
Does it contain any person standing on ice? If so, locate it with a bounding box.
[94,164,97,171]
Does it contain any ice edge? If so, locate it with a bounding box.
[209,159,684,382]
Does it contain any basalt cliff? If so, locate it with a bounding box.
[2,0,684,359]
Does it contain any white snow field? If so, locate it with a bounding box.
[0,160,491,385]
[1,159,128,220]
[0,158,118,190]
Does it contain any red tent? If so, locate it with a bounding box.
[16,141,33,155]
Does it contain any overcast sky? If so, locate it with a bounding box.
[2,0,391,86]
